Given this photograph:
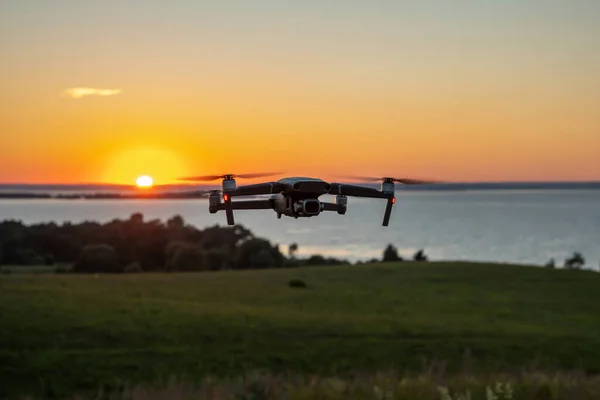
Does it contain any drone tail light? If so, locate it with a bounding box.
[392,197,396,204]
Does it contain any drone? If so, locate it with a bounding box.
[0,173,437,226]
[176,172,436,226]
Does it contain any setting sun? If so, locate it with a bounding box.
[136,175,154,188]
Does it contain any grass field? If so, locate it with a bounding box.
[2,261,600,399]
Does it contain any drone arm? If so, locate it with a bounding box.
[329,183,389,199]
[230,199,273,210]
[213,199,274,210]
[321,202,337,211]
[229,182,285,197]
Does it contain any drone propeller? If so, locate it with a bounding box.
[176,172,283,182]
[345,175,441,184]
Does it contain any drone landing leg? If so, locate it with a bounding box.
[226,207,235,225]
[224,196,235,225]
[382,197,394,226]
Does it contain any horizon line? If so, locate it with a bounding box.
[1,179,600,187]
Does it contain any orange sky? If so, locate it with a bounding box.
[1,1,599,185]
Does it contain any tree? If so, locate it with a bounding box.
[288,243,298,257]
[564,252,585,269]
[129,213,144,224]
[382,244,402,262]
[204,246,232,270]
[198,224,253,251]
[167,215,185,230]
[236,238,284,269]
[168,243,207,272]
[413,249,428,262]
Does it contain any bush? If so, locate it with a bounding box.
[288,278,307,288]
[73,244,120,273]
[124,262,143,273]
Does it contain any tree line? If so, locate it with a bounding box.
[0,213,428,273]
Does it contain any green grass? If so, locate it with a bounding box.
[2,261,600,399]
[0,264,68,274]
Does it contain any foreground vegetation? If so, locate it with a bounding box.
[3,261,600,399]
[21,370,600,399]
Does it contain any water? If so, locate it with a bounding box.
[0,190,599,266]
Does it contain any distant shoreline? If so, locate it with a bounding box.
[1,180,600,198]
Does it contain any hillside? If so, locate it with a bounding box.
[2,261,600,399]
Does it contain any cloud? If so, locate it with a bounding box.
[62,87,121,99]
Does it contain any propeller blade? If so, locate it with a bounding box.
[176,172,283,182]
[234,172,284,179]
[177,175,225,182]
[342,175,441,184]
[343,175,387,182]
[392,178,440,185]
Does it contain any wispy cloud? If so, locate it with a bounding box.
[62,87,122,99]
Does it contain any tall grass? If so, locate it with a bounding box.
[24,369,600,400]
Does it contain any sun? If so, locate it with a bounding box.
[136,175,154,188]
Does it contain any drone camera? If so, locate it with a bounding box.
[293,199,321,215]
[303,200,320,214]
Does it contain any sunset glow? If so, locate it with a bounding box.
[136,175,153,188]
[1,2,599,183]
[101,147,190,186]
